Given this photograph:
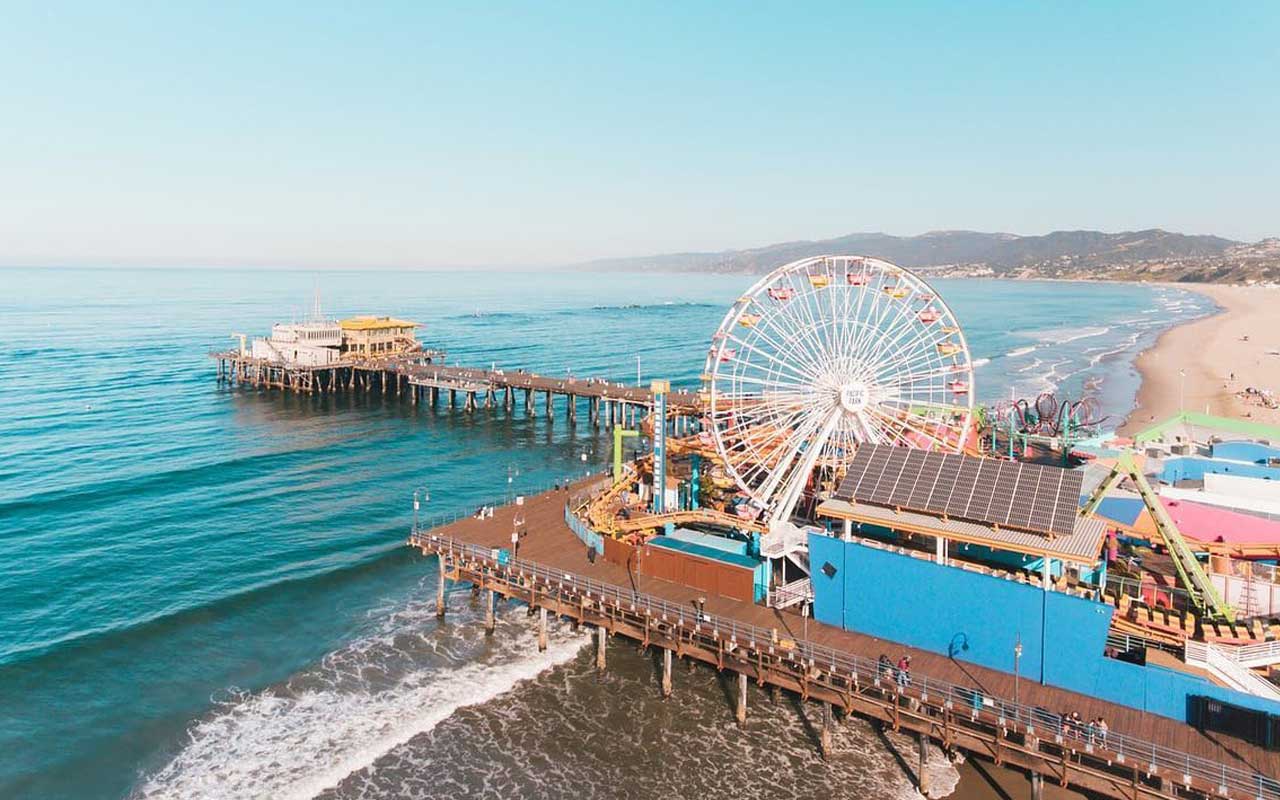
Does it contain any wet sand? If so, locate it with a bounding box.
[1121,283,1280,435]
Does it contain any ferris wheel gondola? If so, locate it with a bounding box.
[703,255,976,527]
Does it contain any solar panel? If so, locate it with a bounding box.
[835,445,1084,537]
[945,457,983,518]
[905,454,941,510]
[1005,464,1041,531]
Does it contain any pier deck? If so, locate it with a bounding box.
[212,351,700,422]
[412,485,1280,800]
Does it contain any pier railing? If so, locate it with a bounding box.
[410,530,1280,800]
[411,474,609,532]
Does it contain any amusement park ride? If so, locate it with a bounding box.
[989,391,1107,464]
[582,254,1269,648]
[702,256,976,540]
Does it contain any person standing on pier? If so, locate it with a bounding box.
[896,655,911,688]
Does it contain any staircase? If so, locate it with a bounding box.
[1185,640,1280,701]
[1216,639,1280,670]
[769,577,813,610]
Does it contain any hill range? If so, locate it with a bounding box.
[577,229,1280,284]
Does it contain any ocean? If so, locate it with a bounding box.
[0,268,1215,800]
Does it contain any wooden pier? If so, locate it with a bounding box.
[212,350,701,427]
[411,485,1280,800]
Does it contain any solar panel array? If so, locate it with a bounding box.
[834,445,1084,537]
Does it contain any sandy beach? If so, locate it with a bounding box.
[1120,283,1280,435]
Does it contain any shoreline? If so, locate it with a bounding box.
[1119,283,1280,435]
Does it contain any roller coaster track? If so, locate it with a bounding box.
[610,507,766,535]
[1083,452,1234,622]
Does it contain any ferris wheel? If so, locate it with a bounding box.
[703,255,976,526]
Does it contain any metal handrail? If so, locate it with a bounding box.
[1105,631,1181,657]
[411,475,608,532]
[411,529,1280,800]
[1106,573,1194,612]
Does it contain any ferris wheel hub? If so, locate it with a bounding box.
[838,382,870,413]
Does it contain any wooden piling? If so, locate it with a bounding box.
[736,671,748,726]
[538,606,548,652]
[820,701,833,759]
[595,624,607,671]
[485,588,495,634]
[661,647,673,698]
[436,559,447,618]
[918,732,931,797]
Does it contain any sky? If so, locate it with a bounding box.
[1,2,1277,268]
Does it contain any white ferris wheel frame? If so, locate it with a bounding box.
[703,255,976,527]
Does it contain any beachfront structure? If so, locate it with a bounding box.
[339,316,419,357]
[250,319,343,367]
[245,314,421,368]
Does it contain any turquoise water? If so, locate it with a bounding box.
[0,268,1212,799]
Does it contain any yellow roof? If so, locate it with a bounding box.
[339,316,420,331]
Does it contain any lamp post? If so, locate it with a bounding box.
[413,486,430,532]
[1179,368,1187,411]
[1013,633,1023,705]
[506,464,519,503]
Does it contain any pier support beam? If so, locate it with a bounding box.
[544,389,553,420]
[1030,772,1043,800]
[661,648,673,698]
[736,671,748,726]
[436,559,447,618]
[484,588,495,634]
[538,607,548,652]
[917,732,931,797]
[595,624,607,671]
[820,701,834,759]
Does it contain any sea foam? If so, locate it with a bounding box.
[133,605,587,800]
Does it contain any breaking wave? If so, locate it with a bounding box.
[132,602,587,800]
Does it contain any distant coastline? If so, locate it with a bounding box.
[575,228,1280,285]
[1119,282,1280,434]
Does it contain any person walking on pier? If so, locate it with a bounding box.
[896,655,911,689]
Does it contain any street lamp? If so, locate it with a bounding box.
[506,463,520,503]
[1179,368,1187,411]
[413,485,430,532]
[1013,633,1023,704]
